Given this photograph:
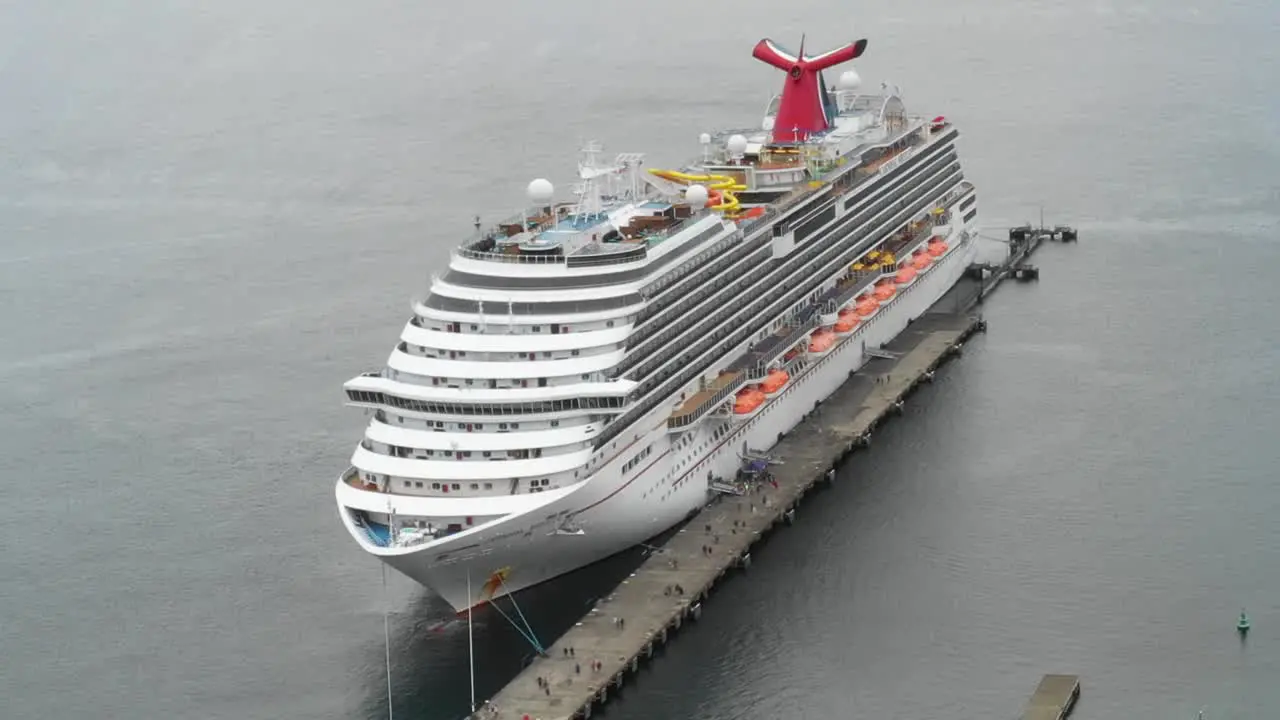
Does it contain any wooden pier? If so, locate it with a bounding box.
[475,309,984,720]
[1022,674,1081,720]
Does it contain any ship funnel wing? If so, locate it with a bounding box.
[753,36,868,143]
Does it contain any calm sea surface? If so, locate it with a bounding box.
[2,1,1279,718]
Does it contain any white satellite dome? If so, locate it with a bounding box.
[727,134,749,159]
[526,178,554,205]
[838,69,862,91]
[684,184,709,208]
[699,132,712,145]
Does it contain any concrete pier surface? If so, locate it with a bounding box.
[1022,674,1081,720]
[476,306,983,720]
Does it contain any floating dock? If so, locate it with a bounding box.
[472,227,1070,720]
[1022,674,1081,720]
[965,221,1075,308]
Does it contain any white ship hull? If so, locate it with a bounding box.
[336,224,977,612]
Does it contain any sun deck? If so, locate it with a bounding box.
[459,203,705,267]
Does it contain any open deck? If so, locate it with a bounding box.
[667,371,745,430]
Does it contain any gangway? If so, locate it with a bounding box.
[864,347,899,360]
[710,479,746,496]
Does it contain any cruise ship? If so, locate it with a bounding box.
[336,36,980,613]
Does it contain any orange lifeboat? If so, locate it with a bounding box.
[809,329,836,353]
[874,282,896,301]
[927,239,949,257]
[834,314,860,333]
[912,254,932,270]
[894,267,918,284]
[855,298,880,317]
[760,370,789,394]
[733,387,765,414]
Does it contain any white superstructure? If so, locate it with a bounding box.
[335,37,981,612]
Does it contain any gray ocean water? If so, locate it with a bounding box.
[3,1,1279,718]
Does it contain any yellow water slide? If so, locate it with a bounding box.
[648,168,746,213]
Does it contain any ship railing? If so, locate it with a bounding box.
[457,246,567,264]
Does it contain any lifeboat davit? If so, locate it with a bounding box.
[809,329,836,354]
[894,267,918,284]
[733,387,766,415]
[855,298,880,317]
[760,370,789,395]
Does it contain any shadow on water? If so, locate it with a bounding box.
[361,526,688,720]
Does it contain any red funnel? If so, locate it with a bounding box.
[753,36,868,144]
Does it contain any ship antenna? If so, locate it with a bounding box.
[468,569,477,715]
[381,562,395,720]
